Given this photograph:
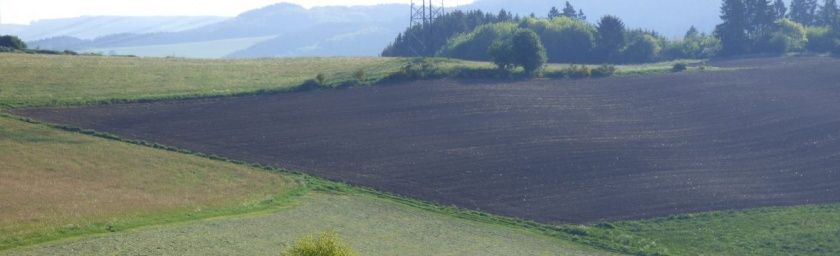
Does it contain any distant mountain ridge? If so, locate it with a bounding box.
[20,0,725,58]
[2,16,226,41]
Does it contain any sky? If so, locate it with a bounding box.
[0,0,475,25]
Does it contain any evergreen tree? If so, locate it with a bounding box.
[578,9,587,21]
[382,10,501,57]
[773,0,789,18]
[790,0,819,25]
[499,9,512,21]
[746,0,776,36]
[597,15,627,61]
[818,0,839,26]
[685,26,701,39]
[562,2,578,18]
[549,7,561,19]
[717,0,750,55]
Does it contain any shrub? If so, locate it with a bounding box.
[488,39,515,71]
[762,33,792,54]
[353,70,367,84]
[438,22,518,61]
[0,35,27,50]
[281,231,357,256]
[833,40,840,57]
[528,16,597,63]
[566,64,592,79]
[775,19,808,51]
[511,29,548,74]
[455,67,511,79]
[622,34,661,63]
[591,65,616,77]
[806,27,836,53]
[316,73,327,85]
[672,63,688,72]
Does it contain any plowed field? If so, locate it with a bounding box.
[17,57,840,223]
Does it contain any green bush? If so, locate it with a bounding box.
[672,63,688,72]
[522,17,597,63]
[281,231,356,256]
[591,65,616,77]
[353,70,367,84]
[806,27,836,53]
[438,22,518,61]
[0,35,27,50]
[833,40,840,57]
[316,73,327,85]
[566,64,592,79]
[511,29,548,74]
[621,34,661,63]
[488,29,547,75]
[775,19,808,51]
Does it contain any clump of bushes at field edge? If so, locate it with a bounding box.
[281,231,356,256]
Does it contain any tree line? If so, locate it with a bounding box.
[383,0,840,71]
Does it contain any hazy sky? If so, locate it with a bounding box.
[0,0,474,24]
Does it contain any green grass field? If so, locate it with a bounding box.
[0,115,301,250]
[0,54,409,107]
[3,192,614,256]
[579,205,840,255]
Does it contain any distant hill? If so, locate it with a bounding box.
[3,16,226,41]
[20,0,725,58]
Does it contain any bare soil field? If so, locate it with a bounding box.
[17,56,840,224]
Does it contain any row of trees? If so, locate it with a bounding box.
[789,0,840,26]
[384,0,840,71]
[382,10,522,57]
[718,0,840,56]
[548,1,586,21]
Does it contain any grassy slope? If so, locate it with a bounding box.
[4,192,614,256]
[0,116,301,250]
[0,54,408,107]
[578,205,840,255]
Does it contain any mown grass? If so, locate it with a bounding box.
[4,192,615,256]
[0,115,303,250]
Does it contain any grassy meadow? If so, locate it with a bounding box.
[0,54,408,107]
[579,204,840,255]
[4,192,615,256]
[0,115,302,250]
[0,53,715,108]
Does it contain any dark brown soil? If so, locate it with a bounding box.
[17,57,840,224]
